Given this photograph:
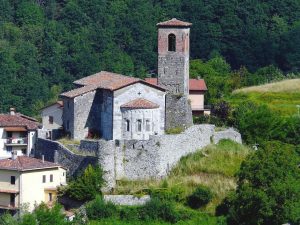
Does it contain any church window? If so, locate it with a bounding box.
[168,34,176,52]
[126,120,130,132]
[146,120,151,131]
[137,120,142,132]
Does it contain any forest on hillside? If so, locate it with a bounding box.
[1,0,300,115]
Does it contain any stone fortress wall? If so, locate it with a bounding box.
[36,125,241,189]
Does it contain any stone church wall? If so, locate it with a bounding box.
[113,83,166,140]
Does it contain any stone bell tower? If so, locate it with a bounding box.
[157,18,193,129]
[157,18,192,95]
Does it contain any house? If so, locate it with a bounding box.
[58,18,208,140]
[145,78,210,115]
[41,101,63,140]
[0,108,40,159]
[0,154,66,213]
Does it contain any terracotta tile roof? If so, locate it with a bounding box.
[73,71,140,88]
[40,101,64,110]
[60,71,165,98]
[157,18,192,27]
[60,85,99,98]
[144,78,158,86]
[0,156,62,171]
[189,79,207,91]
[121,98,159,109]
[0,114,40,130]
[144,78,207,91]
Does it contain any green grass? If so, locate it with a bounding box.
[57,137,80,146]
[114,140,251,214]
[229,79,300,116]
[171,139,250,177]
[233,79,300,93]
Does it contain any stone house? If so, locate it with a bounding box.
[0,155,66,213]
[40,101,63,139]
[59,18,209,140]
[0,108,40,159]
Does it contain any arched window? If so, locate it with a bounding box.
[168,34,176,52]
[137,119,142,132]
[146,120,151,131]
[126,120,130,132]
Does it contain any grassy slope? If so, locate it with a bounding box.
[114,140,251,214]
[229,79,300,116]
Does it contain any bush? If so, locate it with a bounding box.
[140,198,180,223]
[66,164,105,201]
[86,195,118,220]
[119,207,140,221]
[187,185,213,209]
[223,141,300,225]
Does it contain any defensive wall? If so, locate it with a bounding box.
[36,125,241,189]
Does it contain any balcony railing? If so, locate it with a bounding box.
[6,137,28,145]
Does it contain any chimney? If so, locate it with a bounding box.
[10,107,16,115]
[197,76,201,80]
[12,150,17,160]
[42,155,44,163]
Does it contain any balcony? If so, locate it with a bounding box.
[5,138,28,146]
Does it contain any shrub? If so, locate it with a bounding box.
[34,203,68,225]
[67,164,105,201]
[119,206,140,221]
[223,141,300,225]
[187,185,213,209]
[140,198,180,223]
[86,195,118,220]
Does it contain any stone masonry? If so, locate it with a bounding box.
[35,125,241,189]
[165,94,193,130]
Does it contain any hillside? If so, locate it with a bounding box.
[233,79,300,93]
[114,140,251,215]
[1,1,300,115]
[228,79,300,116]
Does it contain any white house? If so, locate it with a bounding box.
[41,101,63,139]
[0,108,40,159]
[0,155,66,213]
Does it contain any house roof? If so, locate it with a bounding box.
[121,98,160,109]
[60,71,165,98]
[144,78,207,91]
[157,18,192,27]
[41,101,63,110]
[0,156,62,172]
[0,114,40,130]
[189,79,207,91]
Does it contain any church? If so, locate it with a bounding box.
[59,18,208,140]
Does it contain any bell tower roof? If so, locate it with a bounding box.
[157,18,192,27]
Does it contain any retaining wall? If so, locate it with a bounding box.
[35,138,98,176]
[36,125,241,189]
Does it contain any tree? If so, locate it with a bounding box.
[233,102,284,145]
[67,164,105,201]
[222,141,300,225]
